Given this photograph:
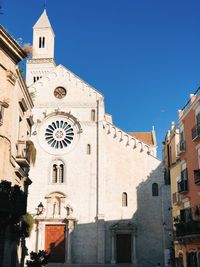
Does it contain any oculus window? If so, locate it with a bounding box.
[54,87,67,99]
[45,120,74,149]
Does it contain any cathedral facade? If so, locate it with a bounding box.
[26,10,171,267]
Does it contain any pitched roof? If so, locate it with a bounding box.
[33,9,54,32]
[128,132,155,146]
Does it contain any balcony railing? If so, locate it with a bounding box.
[16,140,31,167]
[175,207,200,238]
[178,179,188,193]
[194,169,200,185]
[177,169,188,193]
[177,140,186,155]
[191,124,200,141]
[172,192,181,205]
[175,220,200,237]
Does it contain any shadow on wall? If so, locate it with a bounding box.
[33,164,172,267]
[134,163,173,267]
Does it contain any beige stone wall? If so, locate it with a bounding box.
[0,63,33,187]
[0,26,34,267]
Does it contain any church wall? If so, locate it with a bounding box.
[100,125,161,220]
[25,10,171,265]
[27,69,165,264]
[26,61,55,87]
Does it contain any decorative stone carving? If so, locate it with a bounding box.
[6,70,17,85]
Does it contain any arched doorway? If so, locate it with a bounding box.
[110,220,137,264]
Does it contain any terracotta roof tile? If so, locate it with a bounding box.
[128,132,154,146]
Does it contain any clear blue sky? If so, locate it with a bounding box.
[1,0,200,159]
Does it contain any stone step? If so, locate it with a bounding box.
[47,264,138,267]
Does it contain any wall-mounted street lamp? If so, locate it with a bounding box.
[36,202,44,215]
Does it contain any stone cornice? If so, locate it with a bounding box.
[0,25,27,63]
[103,121,157,157]
[27,58,56,65]
[34,102,98,108]
[6,70,17,85]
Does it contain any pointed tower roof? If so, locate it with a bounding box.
[33,9,54,34]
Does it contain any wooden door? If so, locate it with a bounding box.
[45,225,66,263]
[116,234,132,263]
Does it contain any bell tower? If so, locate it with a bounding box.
[26,9,56,87]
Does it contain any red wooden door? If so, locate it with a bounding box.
[45,225,66,263]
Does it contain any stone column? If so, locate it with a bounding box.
[111,231,116,264]
[132,234,137,264]
[96,215,105,264]
[35,220,39,253]
[66,220,74,264]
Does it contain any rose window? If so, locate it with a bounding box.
[45,120,74,149]
[54,87,67,99]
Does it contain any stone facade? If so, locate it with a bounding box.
[26,10,171,267]
[0,25,33,267]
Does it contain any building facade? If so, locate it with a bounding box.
[0,26,34,267]
[164,91,200,267]
[163,122,181,266]
[26,10,171,267]
[174,91,200,267]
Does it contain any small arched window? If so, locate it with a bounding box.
[51,160,64,184]
[39,37,45,48]
[91,110,96,121]
[122,192,128,207]
[52,164,57,183]
[152,183,159,196]
[59,164,64,183]
[87,144,91,155]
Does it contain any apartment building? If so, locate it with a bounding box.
[175,90,200,266]
[164,90,200,267]
[163,122,182,266]
[0,25,34,267]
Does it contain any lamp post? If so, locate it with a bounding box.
[35,202,44,253]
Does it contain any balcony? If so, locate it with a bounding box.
[178,169,188,193]
[177,140,186,155]
[175,220,200,237]
[172,192,181,205]
[178,180,188,193]
[16,140,31,167]
[175,207,200,238]
[191,124,200,141]
[194,169,200,185]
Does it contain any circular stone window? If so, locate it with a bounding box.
[45,120,74,149]
[38,115,80,155]
[54,87,67,99]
